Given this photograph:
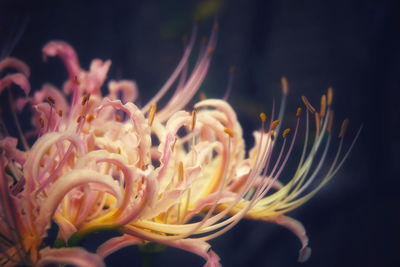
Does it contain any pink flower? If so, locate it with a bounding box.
[0,22,359,267]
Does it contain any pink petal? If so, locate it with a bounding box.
[0,73,30,95]
[269,215,312,262]
[97,235,142,259]
[37,247,105,267]
[42,41,81,79]
[108,79,138,103]
[0,57,30,77]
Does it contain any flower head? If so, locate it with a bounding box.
[0,22,359,266]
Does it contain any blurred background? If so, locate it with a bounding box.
[1,0,399,266]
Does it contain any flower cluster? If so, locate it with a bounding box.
[0,23,358,267]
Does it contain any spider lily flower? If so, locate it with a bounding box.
[0,21,359,267]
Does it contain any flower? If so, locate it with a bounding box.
[0,22,359,267]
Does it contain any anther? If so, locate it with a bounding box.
[116,147,121,154]
[301,96,316,114]
[327,111,334,133]
[201,36,208,44]
[214,23,220,30]
[47,96,55,105]
[327,87,333,106]
[281,77,289,96]
[115,114,122,122]
[86,113,95,123]
[296,107,302,117]
[58,110,63,117]
[271,120,280,130]
[315,112,321,136]
[73,75,80,85]
[208,47,214,55]
[199,92,206,101]
[339,118,349,138]
[224,128,234,138]
[148,103,157,126]
[76,115,82,123]
[320,95,326,117]
[39,118,44,128]
[229,66,236,73]
[282,128,291,138]
[191,110,197,131]
[81,93,91,106]
[260,112,267,123]
[178,162,184,183]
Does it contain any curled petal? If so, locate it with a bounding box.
[0,57,30,77]
[108,79,138,103]
[0,73,30,95]
[42,41,81,78]
[269,215,311,262]
[37,247,105,267]
[96,235,142,259]
[37,169,123,236]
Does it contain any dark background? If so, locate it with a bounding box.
[1,0,399,266]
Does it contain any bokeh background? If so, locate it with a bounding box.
[1,0,399,266]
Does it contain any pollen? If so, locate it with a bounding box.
[58,109,63,117]
[81,93,91,106]
[339,118,349,138]
[260,112,267,123]
[271,120,280,130]
[191,110,197,130]
[224,128,234,137]
[178,161,184,183]
[282,128,291,138]
[320,94,326,117]
[296,107,302,117]
[327,87,333,106]
[47,96,55,105]
[86,113,94,123]
[301,96,316,114]
[328,111,334,133]
[115,114,122,122]
[281,76,289,96]
[39,117,44,128]
[148,103,157,126]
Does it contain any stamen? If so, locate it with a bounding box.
[178,161,184,183]
[47,96,55,105]
[301,96,316,114]
[115,114,122,122]
[339,118,349,138]
[39,117,44,128]
[260,112,267,123]
[58,110,63,117]
[327,87,333,106]
[199,92,207,101]
[271,120,280,130]
[282,128,291,138]
[201,36,208,44]
[116,147,121,154]
[191,110,197,130]
[148,103,157,126]
[224,128,234,138]
[320,94,326,117]
[208,47,214,55]
[315,112,321,136]
[81,93,91,106]
[270,131,275,141]
[327,111,334,133]
[86,113,94,123]
[296,107,302,117]
[76,115,82,123]
[73,75,80,85]
[281,76,289,96]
